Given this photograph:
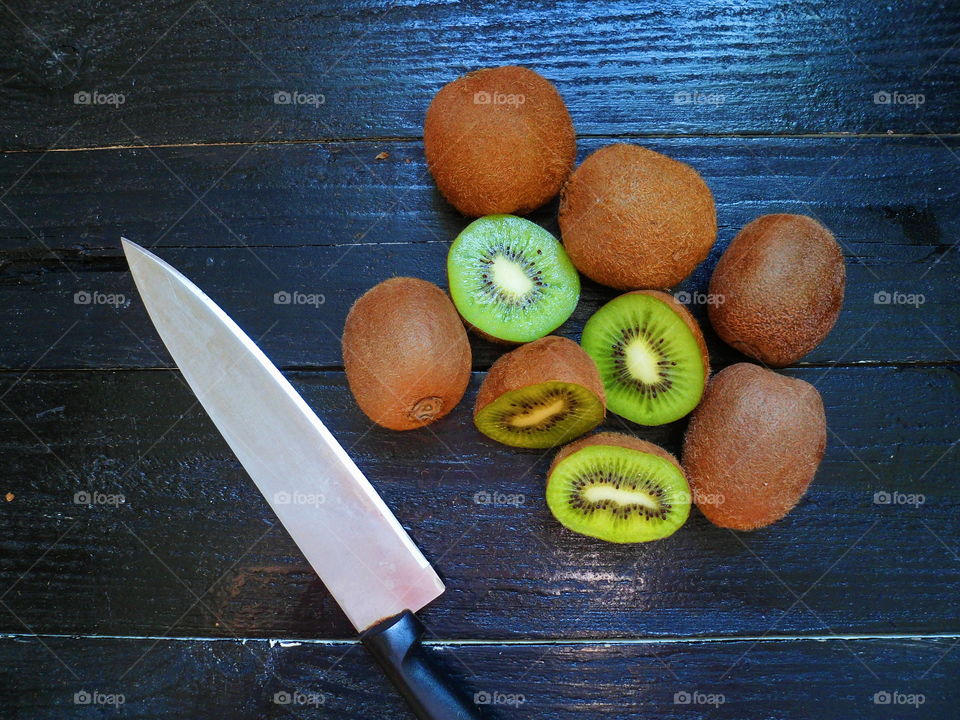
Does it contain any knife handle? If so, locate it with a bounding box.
[361,610,483,720]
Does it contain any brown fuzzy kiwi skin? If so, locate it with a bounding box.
[424,66,576,217]
[343,277,471,431]
[628,289,711,383]
[681,363,826,531]
[550,431,682,477]
[474,336,605,417]
[558,143,717,289]
[708,214,845,367]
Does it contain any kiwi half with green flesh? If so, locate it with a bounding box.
[581,290,709,426]
[448,214,580,343]
[474,336,605,448]
[547,432,691,543]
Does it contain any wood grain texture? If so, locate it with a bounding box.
[1,0,959,150]
[2,1,958,715]
[0,634,956,718]
[1,367,956,640]
[1,137,957,369]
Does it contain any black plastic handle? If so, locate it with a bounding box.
[361,610,483,720]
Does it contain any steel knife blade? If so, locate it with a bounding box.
[122,239,482,719]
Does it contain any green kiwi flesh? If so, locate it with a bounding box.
[547,444,690,543]
[475,381,604,449]
[581,293,706,425]
[447,214,580,343]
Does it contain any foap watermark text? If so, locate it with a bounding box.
[274,90,325,107]
[874,290,925,307]
[474,490,525,507]
[474,690,525,707]
[473,90,525,107]
[274,290,325,307]
[873,90,925,108]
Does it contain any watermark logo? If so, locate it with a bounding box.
[273,490,325,507]
[273,90,325,108]
[673,690,725,708]
[473,490,525,507]
[873,490,925,508]
[873,91,925,107]
[473,90,526,107]
[273,290,325,307]
[474,690,525,707]
[873,690,925,707]
[74,290,127,307]
[74,490,125,507]
[273,690,325,706]
[683,489,725,507]
[674,90,726,106]
[74,90,126,107]
[74,689,125,706]
[873,290,925,307]
[674,290,725,306]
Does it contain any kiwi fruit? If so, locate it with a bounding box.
[343,277,471,430]
[580,290,709,426]
[558,143,717,289]
[546,432,691,543]
[708,214,845,367]
[424,65,576,216]
[448,214,580,343]
[682,363,826,531]
[474,336,605,448]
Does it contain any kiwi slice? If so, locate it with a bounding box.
[547,432,691,543]
[581,290,708,426]
[448,214,580,343]
[474,336,605,448]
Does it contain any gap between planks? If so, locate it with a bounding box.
[0,631,957,647]
[0,361,957,374]
[1,132,959,155]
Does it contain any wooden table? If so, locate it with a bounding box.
[1,1,958,717]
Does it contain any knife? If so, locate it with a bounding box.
[122,239,482,719]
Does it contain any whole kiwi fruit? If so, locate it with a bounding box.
[343,277,471,430]
[708,214,845,367]
[558,143,717,289]
[474,335,605,448]
[682,363,826,531]
[424,65,576,217]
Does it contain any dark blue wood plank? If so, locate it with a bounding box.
[1,136,957,368]
[1,0,958,149]
[0,634,956,718]
[0,366,956,639]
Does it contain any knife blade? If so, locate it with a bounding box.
[122,239,482,720]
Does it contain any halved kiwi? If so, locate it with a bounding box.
[546,432,691,543]
[474,336,605,448]
[448,214,580,343]
[580,290,709,426]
